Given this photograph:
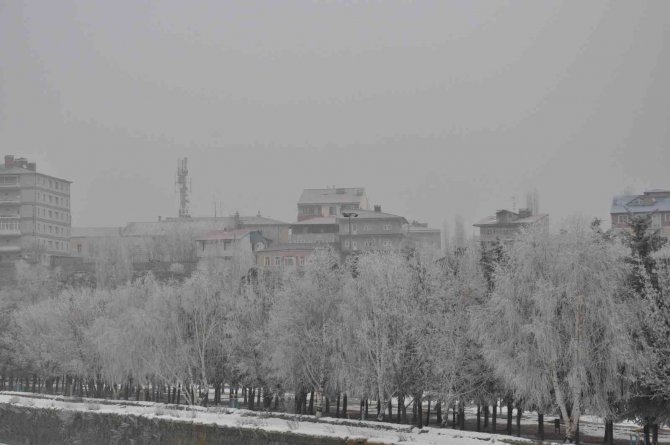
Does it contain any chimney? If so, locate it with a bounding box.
[4,155,14,168]
[15,157,27,169]
[27,162,36,172]
[374,205,381,212]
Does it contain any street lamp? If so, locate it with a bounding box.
[342,211,358,254]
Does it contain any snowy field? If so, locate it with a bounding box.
[1,392,668,445]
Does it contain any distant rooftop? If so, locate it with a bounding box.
[298,187,367,205]
[258,243,317,253]
[338,208,408,223]
[71,227,122,238]
[473,209,548,227]
[611,189,670,214]
[291,216,338,226]
[197,228,256,241]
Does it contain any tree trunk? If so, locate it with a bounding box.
[506,400,513,435]
[452,403,456,428]
[249,388,255,411]
[459,401,465,430]
[484,405,489,428]
[426,399,431,426]
[652,424,658,445]
[365,399,369,420]
[477,405,481,432]
[417,396,423,429]
[436,402,442,425]
[516,405,522,437]
[644,423,650,445]
[538,413,544,441]
[342,393,347,418]
[335,393,340,418]
[492,402,497,433]
[360,399,365,420]
[308,391,314,415]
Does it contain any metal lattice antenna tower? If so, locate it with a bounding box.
[176,158,191,218]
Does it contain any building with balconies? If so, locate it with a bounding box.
[338,206,408,254]
[297,187,369,222]
[473,208,548,246]
[289,216,339,246]
[0,155,72,263]
[610,189,670,239]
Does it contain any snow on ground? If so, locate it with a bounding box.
[0,392,531,445]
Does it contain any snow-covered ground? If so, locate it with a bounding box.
[0,392,667,445]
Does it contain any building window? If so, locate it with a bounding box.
[344,240,350,248]
[329,206,335,215]
[285,256,295,266]
[49,195,53,203]
[351,223,357,232]
[664,212,670,223]
[299,256,305,266]
[618,215,629,224]
[363,224,370,232]
[274,256,281,266]
[49,210,53,218]
[352,241,358,250]
[383,224,392,231]
[383,240,392,248]
[364,240,375,248]
[264,257,271,266]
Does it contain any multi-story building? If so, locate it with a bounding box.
[255,243,318,270]
[0,155,72,263]
[289,216,339,246]
[338,206,407,254]
[297,187,369,221]
[473,208,548,246]
[406,221,442,250]
[610,189,670,239]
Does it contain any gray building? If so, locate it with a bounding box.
[0,155,72,263]
[473,208,548,246]
[610,189,670,239]
[338,206,407,253]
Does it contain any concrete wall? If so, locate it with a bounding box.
[0,403,358,445]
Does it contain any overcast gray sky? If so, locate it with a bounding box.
[1,1,668,230]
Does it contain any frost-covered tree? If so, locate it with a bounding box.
[344,250,414,421]
[475,221,636,442]
[270,248,343,414]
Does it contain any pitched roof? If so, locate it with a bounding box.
[337,209,407,223]
[291,216,338,226]
[298,188,366,205]
[121,215,288,237]
[71,227,122,238]
[197,229,255,241]
[473,213,548,227]
[611,194,670,214]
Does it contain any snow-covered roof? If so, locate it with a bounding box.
[611,193,670,214]
[197,229,255,241]
[337,209,407,223]
[473,213,548,227]
[291,216,338,226]
[71,227,122,238]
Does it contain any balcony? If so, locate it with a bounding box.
[290,233,337,244]
[0,197,20,205]
[0,217,21,236]
[0,182,19,189]
[0,245,21,253]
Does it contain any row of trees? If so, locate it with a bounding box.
[1,215,669,443]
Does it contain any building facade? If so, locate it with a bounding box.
[0,155,72,263]
[255,243,316,270]
[406,221,442,250]
[473,208,548,246]
[289,216,339,245]
[297,187,369,222]
[610,189,670,239]
[338,206,407,254]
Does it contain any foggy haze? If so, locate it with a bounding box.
[1,0,668,229]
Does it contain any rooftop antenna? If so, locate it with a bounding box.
[176,158,191,218]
